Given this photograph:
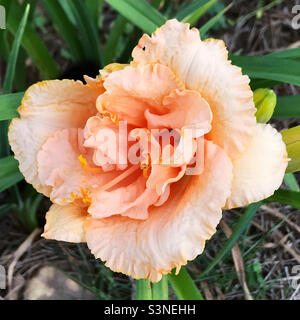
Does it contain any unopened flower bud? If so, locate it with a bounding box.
[254,88,277,123]
[281,125,300,173]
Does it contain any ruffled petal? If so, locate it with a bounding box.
[84,140,232,282]
[88,175,158,220]
[42,204,88,243]
[97,63,184,127]
[145,89,212,132]
[132,19,256,159]
[225,124,288,209]
[8,80,103,195]
[37,128,118,205]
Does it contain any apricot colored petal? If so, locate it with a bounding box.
[42,204,87,243]
[84,140,232,282]
[84,116,129,171]
[97,63,184,126]
[37,128,117,204]
[88,175,158,220]
[8,80,102,195]
[145,89,212,132]
[147,164,186,196]
[225,123,288,209]
[132,19,256,159]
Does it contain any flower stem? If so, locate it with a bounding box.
[136,279,152,300]
[152,275,168,300]
[169,267,204,300]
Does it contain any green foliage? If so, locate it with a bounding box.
[274,96,300,119]
[65,0,102,66]
[105,0,166,34]
[103,15,128,65]
[0,0,58,79]
[169,268,204,300]
[42,0,85,63]
[198,202,262,279]
[0,0,299,301]
[179,0,218,24]
[0,156,24,192]
[0,92,24,121]
[265,190,300,210]
[231,55,300,87]
[2,4,30,94]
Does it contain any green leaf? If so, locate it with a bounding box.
[284,173,300,192]
[273,95,300,119]
[13,49,27,92]
[13,186,43,232]
[177,0,209,21]
[151,0,164,9]
[0,156,23,192]
[136,279,152,300]
[0,30,10,61]
[85,0,103,28]
[58,0,76,25]
[105,0,166,34]
[199,3,232,37]
[199,202,262,278]
[0,0,59,79]
[3,4,30,94]
[267,47,300,60]
[152,275,168,300]
[0,92,24,121]
[42,0,85,63]
[180,0,218,25]
[103,15,127,65]
[169,268,204,300]
[265,190,300,210]
[66,0,102,66]
[230,55,300,87]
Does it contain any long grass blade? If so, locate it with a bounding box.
[230,55,300,87]
[199,3,232,37]
[85,0,103,28]
[265,190,300,210]
[0,0,58,79]
[181,0,218,25]
[105,0,166,34]
[273,95,300,119]
[169,268,204,300]
[0,92,24,121]
[66,0,102,66]
[284,173,300,192]
[103,15,127,65]
[3,4,30,94]
[0,156,23,192]
[198,202,262,279]
[42,0,85,63]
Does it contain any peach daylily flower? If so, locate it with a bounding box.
[8,20,288,282]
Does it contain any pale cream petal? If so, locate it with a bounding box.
[132,19,256,159]
[84,140,233,282]
[225,124,288,209]
[8,80,102,195]
[42,204,88,243]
